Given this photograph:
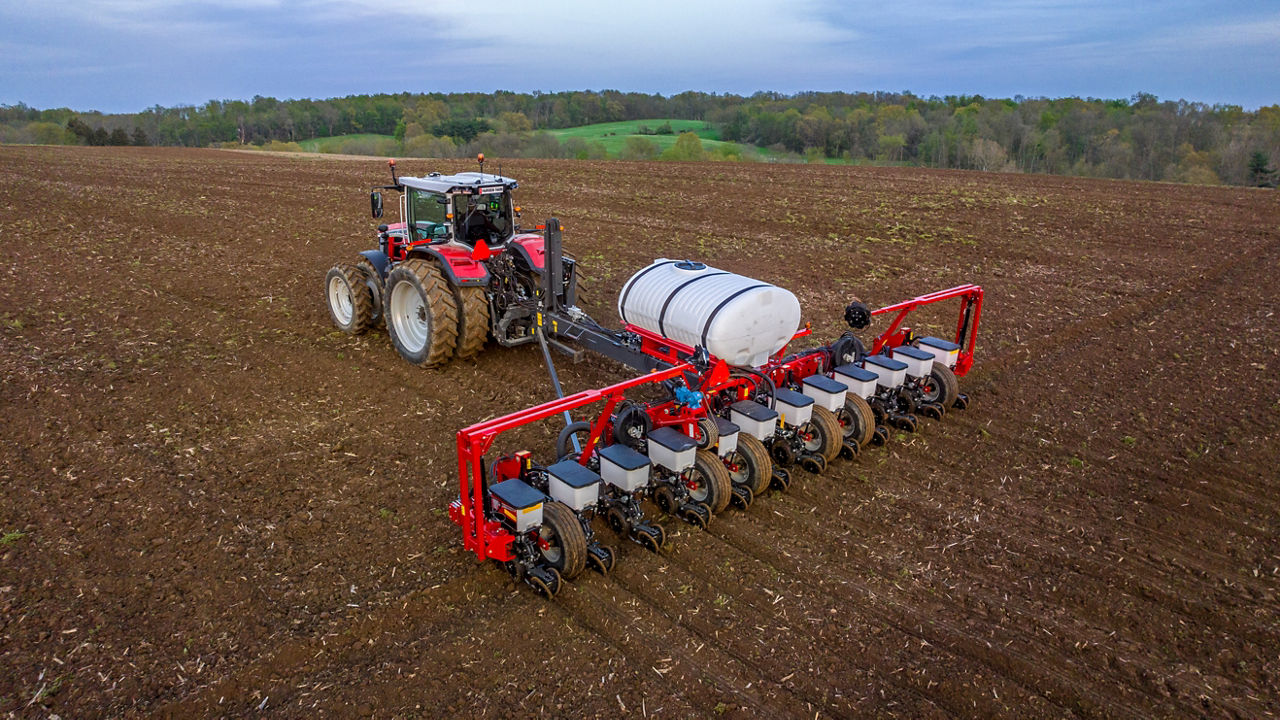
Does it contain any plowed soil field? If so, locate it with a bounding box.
[1,146,1278,719]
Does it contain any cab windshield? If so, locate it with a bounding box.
[455,190,512,244]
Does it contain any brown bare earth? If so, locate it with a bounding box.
[1,146,1278,719]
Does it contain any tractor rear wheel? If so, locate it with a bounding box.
[725,433,772,497]
[686,449,732,515]
[325,263,374,334]
[454,285,490,359]
[805,406,844,464]
[538,501,587,581]
[355,258,384,328]
[920,363,960,408]
[839,394,876,449]
[384,259,458,367]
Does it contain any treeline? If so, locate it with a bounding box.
[1,90,1277,187]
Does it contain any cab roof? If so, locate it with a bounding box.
[399,171,518,194]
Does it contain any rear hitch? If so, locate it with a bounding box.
[953,393,970,410]
[729,484,753,510]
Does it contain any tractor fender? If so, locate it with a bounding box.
[406,246,490,287]
[358,250,389,280]
[508,234,547,274]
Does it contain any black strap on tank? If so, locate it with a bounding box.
[618,260,677,325]
[701,283,768,347]
[658,272,727,336]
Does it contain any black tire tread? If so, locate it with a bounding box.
[384,258,458,367]
[810,405,843,464]
[843,394,876,448]
[326,262,374,335]
[733,433,773,496]
[693,449,733,515]
[930,363,960,408]
[541,501,587,580]
[454,284,490,359]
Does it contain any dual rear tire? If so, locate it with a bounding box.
[379,259,492,368]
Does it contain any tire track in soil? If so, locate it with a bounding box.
[616,519,993,718]
[584,536,953,719]
[704,502,1142,719]
[159,569,700,717]
[552,574,809,717]
[762,436,1276,719]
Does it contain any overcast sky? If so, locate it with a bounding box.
[1,0,1277,113]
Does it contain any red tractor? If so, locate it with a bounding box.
[325,156,580,367]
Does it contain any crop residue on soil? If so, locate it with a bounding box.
[1,146,1278,718]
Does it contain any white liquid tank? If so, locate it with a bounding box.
[618,260,801,367]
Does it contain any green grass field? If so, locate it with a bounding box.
[298,133,394,153]
[296,120,792,161]
[545,119,741,156]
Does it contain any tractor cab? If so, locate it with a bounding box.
[400,171,519,249]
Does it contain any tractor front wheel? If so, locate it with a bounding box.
[325,263,374,334]
[538,501,587,581]
[384,259,458,367]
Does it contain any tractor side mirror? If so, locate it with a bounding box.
[370,191,384,219]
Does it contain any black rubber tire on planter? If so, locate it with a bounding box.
[325,263,374,335]
[806,406,844,464]
[841,394,876,449]
[355,258,384,328]
[921,363,960,408]
[687,449,733,515]
[692,416,719,450]
[727,433,772,497]
[453,284,490,359]
[384,258,458,367]
[556,421,592,460]
[538,501,587,581]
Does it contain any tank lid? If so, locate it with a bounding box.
[674,260,707,271]
[547,460,601,489]
[489,478,544,510]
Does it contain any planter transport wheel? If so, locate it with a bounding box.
[808,406,843,464]
[538,502,587,580]
[555,421,592,461]
[840,394,876,448]
[687,449,732,514]
[921,363,960,408]
[727,433,773,496]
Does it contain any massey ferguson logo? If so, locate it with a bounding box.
[480,185,504,195]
